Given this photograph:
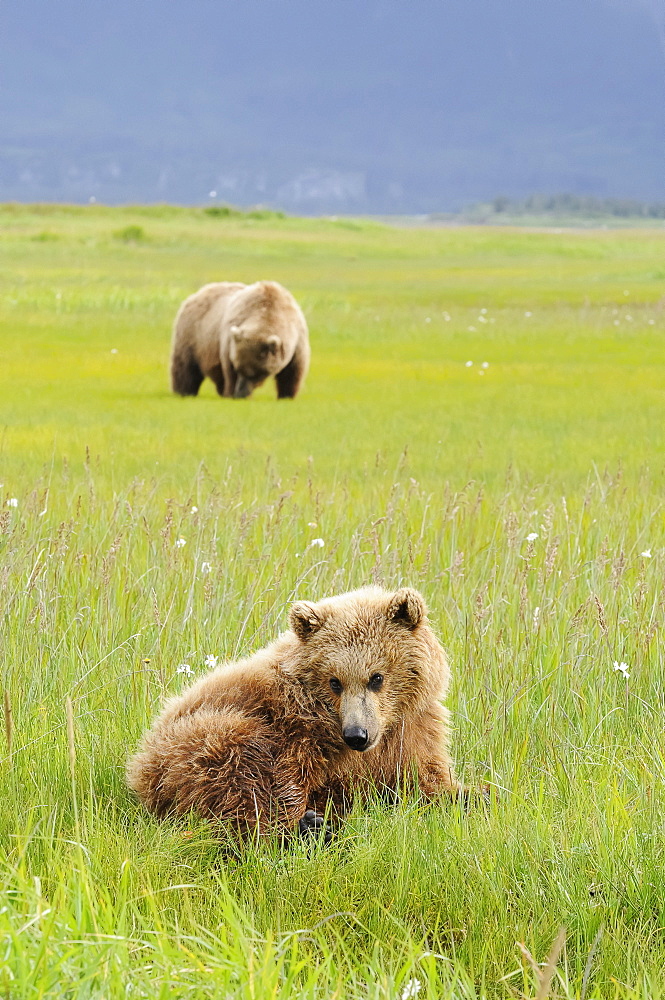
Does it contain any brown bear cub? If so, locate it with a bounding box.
[127,587,463,840]
[170,280,310,399]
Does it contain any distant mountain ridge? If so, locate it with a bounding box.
[1,0,663,211]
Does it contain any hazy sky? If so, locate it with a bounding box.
[1,0,663,210]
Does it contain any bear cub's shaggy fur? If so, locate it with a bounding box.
[127,587,462,838]
[170,279,310,399]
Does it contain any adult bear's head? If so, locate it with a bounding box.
[225,281,298,398]
[284,586,450,752]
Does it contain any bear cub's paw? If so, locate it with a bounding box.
[298,809,333,845]
[458,783,493,809]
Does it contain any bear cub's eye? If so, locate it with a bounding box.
[368,673,384,691]
[329,678,343,695]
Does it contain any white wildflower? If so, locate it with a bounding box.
[533,606,541,629]
[442,311,451,321]
[425,316,431,323]
[307,521,317,527]
[648,319,655,325]
[465,360,473,367]
[625,314,633,321]
[200,561,212,574]
[613,661,630,679]
[7,498,18,508]
[467,325,476,332]
[175,537,186,548]
[110,348,118,354]
[623,289,629,296]
[482,361,489,368]
[526,532,539,542]
[478,314,487,323]
[204,654,219,669]
[480,307,487,314]
[524,311,532,317]
[400,980,422,1000]
[309,538,325,548]
[191,505,198,513]
[177,663,193,676]
[640,549,652,558]
[613,320,620,326]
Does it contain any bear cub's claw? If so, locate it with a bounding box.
[299,809,333,845]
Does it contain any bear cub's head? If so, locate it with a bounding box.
[286,586,449,753]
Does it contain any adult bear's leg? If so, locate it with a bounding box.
[171,350,204,396]
[275,339,310,398]
[207,363,226,396]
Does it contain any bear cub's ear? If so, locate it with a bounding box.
[388,587,426,630]
[289,601,325,640]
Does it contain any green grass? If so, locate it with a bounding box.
[0,204,664,998]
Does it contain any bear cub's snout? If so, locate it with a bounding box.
[342,725,370,751]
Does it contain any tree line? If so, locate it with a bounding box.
[486,193,665,219]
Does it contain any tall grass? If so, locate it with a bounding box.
[0,206,664,996]
[1,466,664,997]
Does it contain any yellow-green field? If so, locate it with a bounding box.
[1,204,664,998]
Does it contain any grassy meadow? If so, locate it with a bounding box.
[1,203,664,998]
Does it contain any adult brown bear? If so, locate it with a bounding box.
[170,280,310,399]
